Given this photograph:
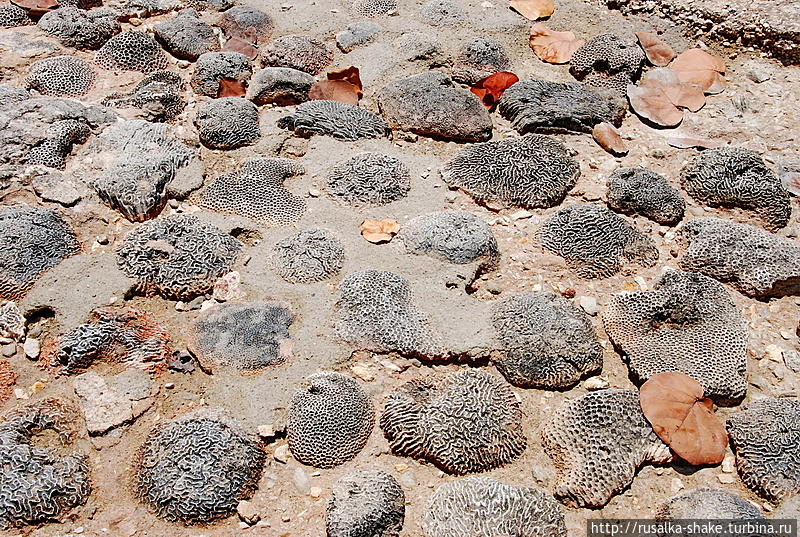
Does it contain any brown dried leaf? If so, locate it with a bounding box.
[529,23,584,64]
[639,372,728,466]
[223,35,258,60]
[670,48,726,94]
[641,68,705,112]
[665,136,720,149]
[592,122,627,155]
[470,71,520,109]
[308,80,360,105]
[781,172,800,196]
[627,83,683,127]
[327,66,363,96]
[635,32,675,67]
[11,0,57,12]
[360,218,400,244]
[509,0,554,20]
[217,78,246,98]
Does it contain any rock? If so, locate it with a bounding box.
[22,338,40,359]
[717,474,737,484]
[212,271,241,302]
[583,376,609,390]
[73,370,152,435]
[0,301,25,340]
[31,172,84,206]
[577,296,599,316]
[722,455,736,473]
[292,466,309,493]
[395,32,450,66]
[257,424,275,439]
[237,500,260,525]
[273,443,290,463]
[671,478,684,493]
[246,67,314,106]
[1,343,16,357]
[308,486,322,499]
[377,71,492,141]
[154,9,217,61]
[765,344,784,362]
[336,21,380,53]
[783,349,800,373]
[350,364,375,382]
[168,351,195,372]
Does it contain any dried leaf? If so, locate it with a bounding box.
[470,71,519,109]
[223,35,258,60]
[529,23,584,64]
[670,48,726,94]
[217,78,246,98]
[308,79,360,105]
[592,122,627,155]
[327,66,363,96]
[11,0,57,12]
[781,172,800,196]
[509,0,554,20]
[635,32,675,67]
[360,218,400,244]
[665,136,720,149]
[641,68,705,112]
[639,372,728,466]
[627,83,683,127]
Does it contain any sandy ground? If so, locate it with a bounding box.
[1,0,799,535]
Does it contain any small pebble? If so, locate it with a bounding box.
[23,338,40,360]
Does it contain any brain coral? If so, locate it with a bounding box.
[0,205,78,300]
[440,134,580,209]
[117,214,242,300]
[278,100,390,140]
[399,210,499,267]
[190,51,251,97]
[425,476,566,537]
[492,292,603,389]
[0,359,15,407]
[333,270,441,358]
[96,30,170,72]
[541,389,672,507]
[194,97,260,149]
[380,369,527,474]
[569,34,644,94]
[538,204,658,278]
[218,6,274,42]
[680,147,791,230]
[498,78,627,134]
[48,306,171,375]
[677,217,800,297]
[451,37,512,85]
[261,34,334,74]
[606,167,685,225]
[198,158,305,225]
[102,70,186,122]
[0,84,30,106]
[287,372,374,468]
[135,408,266,523]
[0,399,90,529]
[272,228,345,283]
[0,3,31,27]
[154,9,218,61]
[656,488,766,521]
[377,71,492,142]
[26,56,96,97]
[603,269,748,403]
[326,152,411,207]
[38,7,120,49]
[327,470,405,537]
[246,67,314,105]
[187,301,294,373]
[727,398,800,502]
[419,0,466,26]
[351,0,397,17]
[81,119,196,221]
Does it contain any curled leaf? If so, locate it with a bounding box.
[509,0,554,20]
[635,32,675,67]
[627,83,683,127]
[642,68,705,112]
[670,48,726,94]
[529,23,584,64]
[470,71,519,109]
[592,122,627,155]
[217,78,246,98]
[11,0,57,13]
[360,218,400,244]
[327,66,363,96]
[308,79,360,105]
[639,372,728,466]
[665,136,720,149]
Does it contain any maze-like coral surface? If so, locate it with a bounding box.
[400,210,499,267]
[135,408,266,523]
[381,369,527,474]
[278,99,390,140]
[327,470,405,537]
[287,372,374,468]
[261,34,334,74]
[272,228,344,283]
[326,152,411,207]
[606,167,685,225]
[38,7,120,49]
[655,488,766,520]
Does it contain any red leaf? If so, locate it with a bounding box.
[639,372,728,466]
[223,35,258,60]
[592,122,627,155]
[470,71,519,110]
[217,78,246,98]
[327,66,363,96]
[308,79,360,105]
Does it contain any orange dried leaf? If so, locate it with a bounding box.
[665,136,719,149]
[509,0,554,20]
[592,122,627,155]
[470,71,519,109]
[217,78,246,98]
[670,48,726,94]
[635,32,675,67]
[627,83,683,127]
[529,23,584,64]
[327,66,363,96]
[11,0,57,12]
[639,372,728,466]
[641,68,705,112]
[308,79,360,105]
[360,218,400,244]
